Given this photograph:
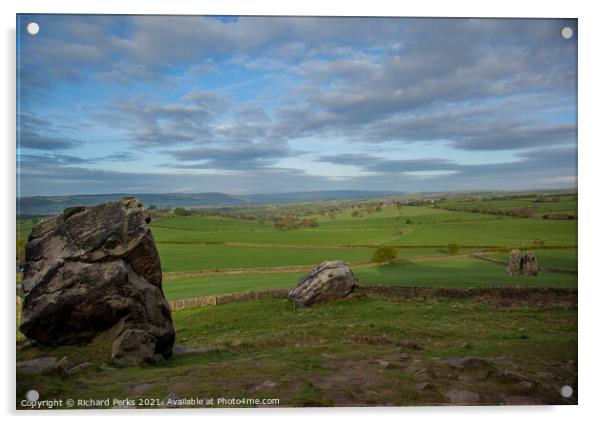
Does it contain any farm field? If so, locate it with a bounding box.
[17,193,578,301]
[163,257,577,301]
[439,193,577,219]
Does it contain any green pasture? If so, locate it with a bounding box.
[163,253,577,300]
[157,244,376,273]
[16,196,578,301]
[152,226,396,246]
[386,218,576,246]
[440,195,577,215]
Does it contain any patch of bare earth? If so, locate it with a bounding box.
[281,349,577,406]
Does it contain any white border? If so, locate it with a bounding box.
[2,1,600,423]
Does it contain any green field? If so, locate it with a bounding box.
[163,257,577,300]
[18,193,578,301]
[439,194,577,219]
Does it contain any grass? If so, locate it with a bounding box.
[15,193,579,408]
[164,272,306,300]
[163,254,577,300]
[16,296,577,408]
[152,226,396,246]
[386,218,576,246]
[17,199,578,299]
[156,244,377,272]
[355,259,576,288]
[440,195,577,216]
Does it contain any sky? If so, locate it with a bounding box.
[16,15,577,196]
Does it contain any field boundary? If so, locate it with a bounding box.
[356,285,577,307]
[169,288,289,310]
[169,285,578,311]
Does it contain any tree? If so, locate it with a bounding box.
[173,207,189,216]
[148,204,157,210]
[371,246,398,263]
[299,218,318,228]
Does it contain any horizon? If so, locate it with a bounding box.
[17,186,577,200]
[17,16,577,197]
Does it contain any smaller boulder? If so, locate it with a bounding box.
[111,329,157,366]
[507,250,538,276]
[17,357,63,375]
[289,261,359,307]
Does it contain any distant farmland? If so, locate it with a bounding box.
[18,191,576,301]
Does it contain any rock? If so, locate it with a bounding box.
[66,362,95,375]
[507,250,539,276]
[288,261,359,307]
[443,357,492,381]
[56,356,73,374]
[396,352,412,361]
[255,380,278,391]
[172,343,216,356]
[444,389,480,404]
[430,364,455,379]
[415,381,433,391]
[17,357,62,374]
[376,359,391,369]
[411,367,434,382]
[112,329,158,366]
[399,339,423,350]
[19,198,175,365]
[516,381,534,390]
[446,356,491,369]
[494,370,531,383]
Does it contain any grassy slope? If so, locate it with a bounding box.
[16,296,577,407]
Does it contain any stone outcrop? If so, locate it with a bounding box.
[19,197,175,365]
[288,260,359,307]
[507,249,539,276]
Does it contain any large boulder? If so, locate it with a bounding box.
[289,261,359,307]
[507,249,539,276]
[19,197,175,365]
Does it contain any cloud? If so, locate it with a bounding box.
[165,142,292,170]
[18,114,83,151]
[16,15,577,194]
[317,146,577,184]
[18,152,136,167]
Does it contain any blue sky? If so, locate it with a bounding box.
[17,15,577,196]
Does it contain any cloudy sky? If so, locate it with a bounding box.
[17,15,577,196]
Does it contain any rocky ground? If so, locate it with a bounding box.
[17,294,577,408]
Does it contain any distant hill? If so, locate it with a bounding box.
[17,190,402,216]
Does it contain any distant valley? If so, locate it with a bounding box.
[17,190,402,216]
